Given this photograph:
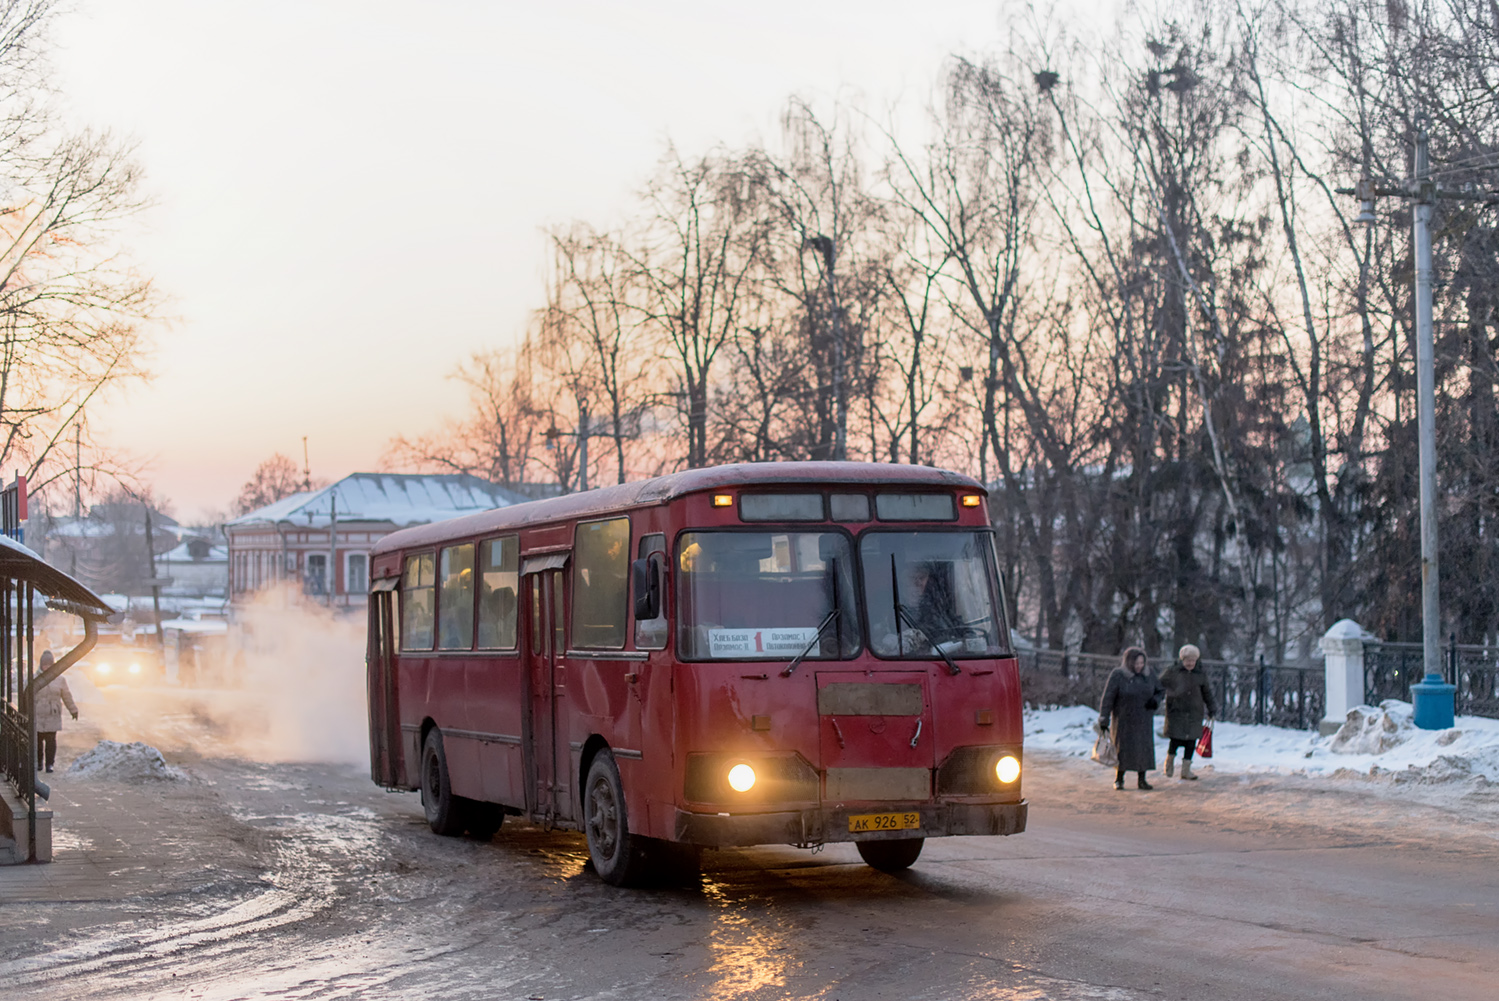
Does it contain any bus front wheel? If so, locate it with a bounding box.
[421,729,465,837]
[583,750,649,887]
[856,837,925,872]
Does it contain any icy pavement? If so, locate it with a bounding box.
[1026,700,1499,784]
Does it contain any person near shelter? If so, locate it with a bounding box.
[1098,646,1163,790]
[1160,643,1217,781]
[33,650,78,773]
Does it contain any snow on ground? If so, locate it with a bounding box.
[1025,701,1499,785]
[66,740,187,783]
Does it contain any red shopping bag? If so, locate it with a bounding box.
[1195,722,1214,759]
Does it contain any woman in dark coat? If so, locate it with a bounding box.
[1098,647,1163,790]
[1160,643,1218,780]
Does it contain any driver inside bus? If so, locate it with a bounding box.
[905,561,965,652]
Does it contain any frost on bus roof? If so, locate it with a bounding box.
[227,473,529,529]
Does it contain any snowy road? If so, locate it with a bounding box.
[2,686,1496,1000]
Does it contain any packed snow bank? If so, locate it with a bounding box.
[1024,700,1499,784]
[66,740,187,783]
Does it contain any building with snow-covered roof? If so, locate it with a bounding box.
[225,472,524,608]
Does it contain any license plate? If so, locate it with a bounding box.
[848,811,921,833]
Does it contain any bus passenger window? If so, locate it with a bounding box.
[572,517,630,649]
[636,533,667,650]
[551,569,566,652]
[401,553,436,651]
[437,544,475,650]
[529,576,543,654]
[477,536,519,649]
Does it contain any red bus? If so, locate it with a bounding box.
[366,462,1026,885]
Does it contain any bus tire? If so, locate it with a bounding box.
[420,729,465,837]
[856,837,925,872]
[583,749,648,887]
[466,803,504,841]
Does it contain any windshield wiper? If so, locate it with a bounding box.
[890,553,961,676]
[783,557,840,677]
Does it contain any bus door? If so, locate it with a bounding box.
[366,578,403,788]
[522,554,570,824]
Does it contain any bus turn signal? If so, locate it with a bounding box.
[712,494,734,507]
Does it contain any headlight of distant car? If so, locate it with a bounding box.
[96,662,112,675]
[128,663,141,675]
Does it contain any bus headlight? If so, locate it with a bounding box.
[128,663,142,674]
[996,755,1021,784]
[97,662,112,675]
[726,763,757,792]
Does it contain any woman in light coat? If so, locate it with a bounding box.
[1098,647,1164,790]
[33,650,77,773]
[1160,643,1217,780]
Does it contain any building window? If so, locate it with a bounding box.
[572,517,630,649]
[437,544,475,650]
[402,553,435,650]
[306,554,327,595]
[347,553,368,595]
[477,536,519,649]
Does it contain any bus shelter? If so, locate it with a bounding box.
[0,535,114,862]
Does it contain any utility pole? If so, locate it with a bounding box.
[1338,114,1477,729]
[143,506,164,652]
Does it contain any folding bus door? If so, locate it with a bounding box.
[522,554,570,825]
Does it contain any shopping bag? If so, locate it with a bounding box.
[1090,727,1118,768]
[1195,722,1214,759]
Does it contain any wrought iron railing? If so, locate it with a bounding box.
[1365,637,1499,718]
[0,700,32,802]
[1015,648,1325,730]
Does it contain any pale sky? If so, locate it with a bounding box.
[52,0,1019,522]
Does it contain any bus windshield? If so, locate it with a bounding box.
[861,531,1008,659]
[677,531,860,660]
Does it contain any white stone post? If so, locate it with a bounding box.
[1319,619,1370,735]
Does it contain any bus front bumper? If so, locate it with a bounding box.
[673,800,1027,847]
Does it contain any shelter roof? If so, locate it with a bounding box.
[375,462,983,556]
[0,535,115,620]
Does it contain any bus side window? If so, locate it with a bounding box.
[401,553,435,651]
[572,517,630,650]
[636,533,667,650]
[477,536,519,649]
[437,544,476,650]
[529,575,543,655]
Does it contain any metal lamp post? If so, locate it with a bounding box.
[1344,117,1457,728]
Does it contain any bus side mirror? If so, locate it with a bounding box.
[632,557,661,620]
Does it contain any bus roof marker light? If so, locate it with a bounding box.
[712,494,734,508]
[961,494,983,508]
[727,763,756,792]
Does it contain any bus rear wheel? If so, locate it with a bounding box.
[421,729,465,837]
[583,750,649,887]
[856,837,925,872]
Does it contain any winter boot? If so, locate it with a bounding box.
[1181,761,1198,781]
[1137,773,1153,790]
[1164,753,1175,778]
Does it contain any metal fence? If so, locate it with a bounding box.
[1365,637,1499,718]
[1015,648,1326,731]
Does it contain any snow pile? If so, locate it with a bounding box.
[1023,700,1499,785]
[66,740,186,783]
[1328,702,1413,754]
